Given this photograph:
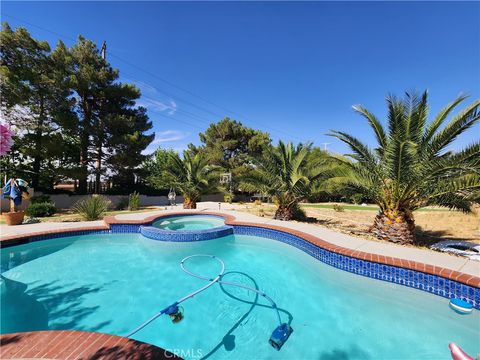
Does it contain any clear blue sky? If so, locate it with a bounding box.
[3,1,479,154]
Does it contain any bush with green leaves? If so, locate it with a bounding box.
[30,194,52,204]
[333,204,345,212]
[349,193,365,205]
[73,196,111,221]
[26,202,56,217]
[129,191,140,211]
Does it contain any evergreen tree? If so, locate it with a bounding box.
[144,148,179,191]
[66,37,153,193]
[188,117,271,191]
[0,23,74,189]
[1,24,154,193]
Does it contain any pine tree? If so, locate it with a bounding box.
[0,23,74,189]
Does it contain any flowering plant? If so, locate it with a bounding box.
[0,123,13,155]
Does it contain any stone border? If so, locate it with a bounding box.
[0,330,180,359]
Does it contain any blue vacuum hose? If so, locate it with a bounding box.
[125,254,292,350]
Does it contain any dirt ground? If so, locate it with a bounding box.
[235,203,480,247]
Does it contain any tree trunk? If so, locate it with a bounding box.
[95,142,102,194]
[183,198,197,209]
[78,97,91,195]
[274,205,294,221]
[78,139,89,194]
[31,100,45,189]
[370,213,416,244]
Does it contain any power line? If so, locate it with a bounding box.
[111,52,304,141]
[2,13,306,142]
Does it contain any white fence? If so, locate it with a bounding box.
[1,192,224,211]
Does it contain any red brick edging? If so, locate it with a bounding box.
[0,330,180,360]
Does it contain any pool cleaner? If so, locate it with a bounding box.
[269,323,294,350]
[126,254,292,350]
[164,304,184,323]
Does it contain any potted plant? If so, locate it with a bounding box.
[0,123,26,225]
[2,178,29,226]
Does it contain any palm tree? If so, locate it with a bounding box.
[241,141,328,220]
[329,91,480,244]
[164,151,219,209]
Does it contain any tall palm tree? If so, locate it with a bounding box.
[165,151,219,209]
[329,91,480,244]
[241,141,329,220]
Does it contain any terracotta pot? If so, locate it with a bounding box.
[4,211,25,226]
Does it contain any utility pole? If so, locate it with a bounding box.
[320,143,330,151]
[101,41,107,61]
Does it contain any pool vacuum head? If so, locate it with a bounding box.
[269,323,293,350]
[165,304,184,323]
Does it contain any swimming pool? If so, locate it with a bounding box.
[1,232,478,359]
[152,215,226,231]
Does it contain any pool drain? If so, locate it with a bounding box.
[125,254,293,350]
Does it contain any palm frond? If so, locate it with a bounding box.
[353,105,387,153]
[428,99,480,155]
[422,94,468,145]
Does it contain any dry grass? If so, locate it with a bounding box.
[235,202,480,247]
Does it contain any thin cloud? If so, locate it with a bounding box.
[127,78,177,115]
[132,80,158,95]
[143,130,191,155]
[139,98,177,115]
[152,130,190,144]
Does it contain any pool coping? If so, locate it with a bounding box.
[0,330,181,359]
[0,211,478,288]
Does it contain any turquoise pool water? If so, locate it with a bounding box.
[153,215,225,231]
[1,233,478,359]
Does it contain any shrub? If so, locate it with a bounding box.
[26,202,56,217]
[30,194,51,204]
[333,204,345,212]
[349,193,364,205]
[223,193,233,203]
[129,191,140,211]
[116,196,129,210]
[73,196,111,221]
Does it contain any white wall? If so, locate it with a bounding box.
[1,192,225,210]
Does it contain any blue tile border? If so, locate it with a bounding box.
[233,225,480,309]
[140,225,234,242]
[0,229,111,248]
